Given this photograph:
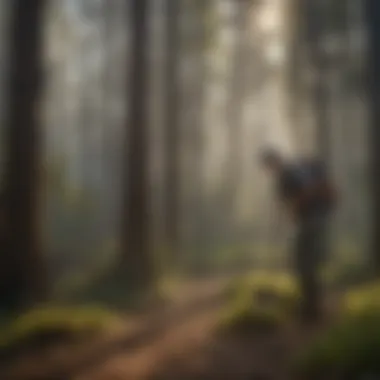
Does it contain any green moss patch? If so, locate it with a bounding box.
[0,306,120,356]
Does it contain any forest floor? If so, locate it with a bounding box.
[0,278,338,380]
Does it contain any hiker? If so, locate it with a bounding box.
[260,147,338,323]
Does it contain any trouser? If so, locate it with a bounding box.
[293,214,329,321]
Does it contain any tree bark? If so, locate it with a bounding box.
[120,0,154,290]
[364,0,380,274]
[182,0,208,269]
[3,0,48,310]
[283,0,305,148]
[224,0,250,235]
[304,0,331,160]
[163,0,181,265]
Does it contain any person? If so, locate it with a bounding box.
[260,147,338,323]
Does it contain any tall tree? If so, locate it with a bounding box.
[224,0,250,233]
[163,0,181,264]
[2,0,47,310]
[283,0,306,147]
[304,0,331,160]
[182,0,209,269]
[120,0,153,290]
[364,0,380,274]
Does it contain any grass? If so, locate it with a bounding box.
[218,271,299,334]
[0,306,121,356]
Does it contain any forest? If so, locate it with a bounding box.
[0,0,379,379]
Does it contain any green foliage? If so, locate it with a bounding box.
[324,259,369,290]
[0,306,120,353]
[218,272,299,334]
[294,311,380,379]
[343,282,380,316]
[225,271,300,309]
[323,239,369,289]
[294,283,380,379]
[60,263,164,311]
[219,299,283,334]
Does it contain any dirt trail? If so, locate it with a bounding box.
[0,278,336,380]
[73,292,337,380]
[0,278,229,380]
[73,310,326,380]
[74,302,220,380]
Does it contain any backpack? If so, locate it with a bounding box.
[302,159,337,212]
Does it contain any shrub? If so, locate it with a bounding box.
[0,306,120,355]
[294,311,380,379]
[218,300,284,334]
[294,283,380,379]
[324,259,370,290]
[225,271,299,311]
[219,272,299,334]
[342,281,380,315]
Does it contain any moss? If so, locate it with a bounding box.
[218,300,284,334]
[294,311,380,379]
[224,271,299,311]
[342,281,380,315]
[0,306,120,353]
[294,283,380,379]
[219,272,299,334]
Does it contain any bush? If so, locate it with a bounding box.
[294,311,380,379]
[218,300,284,334]
[219,272,299,334]
[0,306,120,355]
[324,259,370,290]
[225,271,299,311]
[294,283,380,379]
[342,281,380,315]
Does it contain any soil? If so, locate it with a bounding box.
[0,279,337,380]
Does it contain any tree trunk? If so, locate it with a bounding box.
[224,0,250,236]
[283,0,306,149]
[120,0,153,290]
[304,0,331,160]
[364,0,380,274]
[163,0,181,265]
[182,0,208,271]
[3,0,47,311]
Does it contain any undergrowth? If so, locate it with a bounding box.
[294,282,380,379]
[218,271,299,334]
[0,306,121,357]
[57,264,167,311]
